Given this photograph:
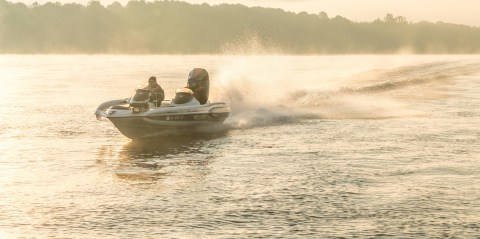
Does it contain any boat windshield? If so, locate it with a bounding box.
[131,89,151,101]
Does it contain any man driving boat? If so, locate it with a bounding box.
[143,76,165,106]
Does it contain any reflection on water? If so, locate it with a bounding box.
[96,133,228,182]
[124,135,206,157]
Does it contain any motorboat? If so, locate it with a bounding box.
[95,68,230,139]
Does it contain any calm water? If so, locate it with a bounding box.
[0,55,479,238]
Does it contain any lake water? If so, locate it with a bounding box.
[0,55,479,238]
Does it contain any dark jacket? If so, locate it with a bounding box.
[143,83,165,101]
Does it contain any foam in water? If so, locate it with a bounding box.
[209,53,479,128]
[209,57,412,128]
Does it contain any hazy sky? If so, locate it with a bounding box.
[11,0,480,27]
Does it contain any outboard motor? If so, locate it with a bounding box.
[187,68,209,104]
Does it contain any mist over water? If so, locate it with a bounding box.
[0,55,479,238]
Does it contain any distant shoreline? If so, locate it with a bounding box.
[1,0,480,54]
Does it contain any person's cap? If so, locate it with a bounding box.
[148,76,156,83]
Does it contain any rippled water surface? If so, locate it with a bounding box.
[0,55,479,238]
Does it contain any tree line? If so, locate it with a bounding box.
[1,0,480,54]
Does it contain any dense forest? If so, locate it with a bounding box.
[1,0,480,54]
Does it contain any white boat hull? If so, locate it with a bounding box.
[96,101,229,139]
